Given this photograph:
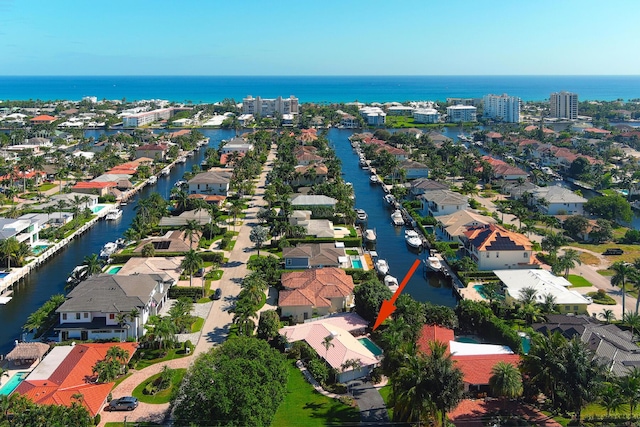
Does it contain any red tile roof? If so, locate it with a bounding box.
[137,143,168,151]
[15,342,137,416]
[30,114,57,123]
[416,324,455,354]
[279,268,354,308]
[72,181,117,189]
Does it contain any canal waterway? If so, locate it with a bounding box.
[0,129,235,356]
[328,128,458,307]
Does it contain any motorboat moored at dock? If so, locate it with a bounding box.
[105,209,123,221]
[391,210,404,226]
[355,209,368,223]
[425,256,443,272]
[375,259,389,276]
[99,242,118,259]
[364,229,377,243]
[405,230,423,249]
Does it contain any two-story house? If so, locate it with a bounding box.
[135,143,169,161]
[55,274,174,342]
[188,170,232,196]
[418,189,468,217]
[0,217,40,246]
[531,185,587,215]
[283,243,347,269]
[461,224,536,271]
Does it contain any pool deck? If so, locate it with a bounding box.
[458,281,487,302]
[0,359,39,394]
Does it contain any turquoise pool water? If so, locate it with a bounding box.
[0,272,8,279]
[473,284,504,300]
[456,336,480,344]
[358,337,383,356]
[33,245,48,255]
[106,266,122,274]
[521,336,531,354]
[90,205,105,213]
[351,259,363,269]
[0,372,28,396]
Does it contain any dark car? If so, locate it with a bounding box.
[107,396,139,411]
[603,248,624,255]
[213,288,222,300]
[195,267,205,277]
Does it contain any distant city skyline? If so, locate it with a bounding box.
[1,0,639,76]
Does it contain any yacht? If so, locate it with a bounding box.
[105,209,123,221]
[174,180,187,188]
[383,194,396,206]
[355,209,368,223]
[147,176,157,185]
[161,167,171,176]
[67,265,88,284]
[375,259,390,276]
[391,209,404,226]
[176,156,187,164]
[364,229,377,243]
[425,256,443,272]
[99,242,118,259]
[405,230,423,249]
[115,238,126,247]
[369,175,379,184]
[384,275,399,291]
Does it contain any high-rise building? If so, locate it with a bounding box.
[242,95,299,116]
[446,105,477,123]
[482,93,520,123]
[550,91,578,120]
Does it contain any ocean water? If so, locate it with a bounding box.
[0,75,639,104]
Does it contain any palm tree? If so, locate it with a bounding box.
[520,331,567,406]
[489,361,523,409]
[129,308,140,340]
[180,249,203,290]
[228,199,244,231]
[0,237,19,270]
[424,341,464,427]
[599,308,615,324]
[557,249,582,278]
[612,261,634,318]
[599,382,624,416]
[321,335,335,360]
[249,225,269,256]
[181,219,202,248]
[82,253,103,276]
[618,367,640,417]
[629,270,640,314]
[623,312,640,339]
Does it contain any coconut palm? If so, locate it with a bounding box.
[557,249,582,278]
[321,335,335,360]
[612,261,634,318]
[599,308,616,324]
[249,225,269,256]
[82,253,104,276]
[623,312,640,339]
[180,249,203,290]
[0,237,20,270]
[599,382,624,416]
[618,367,640,417]
[489,361,523,408]
[181,219,202,248]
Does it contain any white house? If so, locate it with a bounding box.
[446,105,477,122]
[359,106,386,126]
[462,224,537,271]
[494,269,591,314]
[0,218,40,246]
[188,170,232,196]
[413,108,440,124]
[531,185,587,215]
[418,189,468,217]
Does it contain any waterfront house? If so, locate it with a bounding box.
[530,185,587,215]
[291,164,329,186]
[485,131,503,144]
[288,210,337,238]
[55,274,173,341]
[158,209,211,227]
[481,156,528,181]
[399,159,429,179]
[279,313,377,382]
[134,230,196,253]
[187,170,232,196]
[417,325,520,394]
[290,194,338,209]
[116,256,183,283]
[502,180,540,199]
[279,267,355,323]
[418,189,469,217]
[0,217,40,246]
[283,243,347,269]
[425,131,453,146]
[187,193,227,207]
[220,137,254,154]
[461,224,536,271]
[71,181,116,197]
[436,209,496,243]
[339,112,360,129]
[495,269,591,315]
[39,193,98,210]
[14,342,137,417]
[409,178,449,198]
[533,314,640,377]
[29,114,57,125]
[135,143,169,161]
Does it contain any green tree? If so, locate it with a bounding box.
[249,225,269,256]
[489,361,523,404]
[82,253,103,276]
[180,249,203,290]
[612,260,634,318]
[557,249,582,278]
[0,237,19,270]
[141,242,156,257]
[172,337,288,427]
[353,280,393,323]
[256,310,281,341]
[563,215,589,240]
[181,219,202,248]
[599,381,624,417]
[584,194,633,223]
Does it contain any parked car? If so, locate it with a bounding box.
[213,288,222,300]
[195,267,205,277]
[603,248,624,255]
[107,396,139,411]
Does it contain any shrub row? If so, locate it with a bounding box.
[168,287,204,301]
[285,237,361,247]
[110,251,224,264]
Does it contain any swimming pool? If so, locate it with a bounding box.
[33,245,49,256]
[0,372,28,396]
[351,259,363,269]
[0,272,8,279]
[473,284,504,300]
[455,336,480,344]
[90,205,106,214]
[358,337,383,357]
[106,266,123,274]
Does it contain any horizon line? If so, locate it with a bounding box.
[1,74,640,78]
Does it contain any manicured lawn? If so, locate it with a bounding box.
[132,348,190,370]
[578,251,600,266]
[598,269,615,276]
[567,275,593,288]
[191,316,205,333]
[571,242,640,264]
[271,362,360,427]
[132,368,186,404]
[37,183,56,191]
[378,384,393,420]
[587,291,616,305]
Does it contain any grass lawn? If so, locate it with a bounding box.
[132,348,190,370]
[378,384,393,420]
[37,183,56,191]
[207,269,223,280]
[578,251,600,266]
[105,423,161,427]
[598,269,615,276]
[132,368,186,404]
[567,275,593,288]
[271,362,360,427]
[190,317,205,333]
[571,242,640,264]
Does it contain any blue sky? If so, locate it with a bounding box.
[0,0,638,76]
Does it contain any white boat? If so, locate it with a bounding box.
[426,256,443,272]
[67,265,88,284]
[384,275,399,291]
[174,180,187,188]
[99,242,118,258]
[355,209,368,223]
[115,238,126,247]
[405,230,423,248]
[176,156,187,164]
[186,151,194,157]
[105,209,123,221]
[147,176,157,185]
[369,175,379,184]
[364,229,377,243]
[391,210,404,226]
[161,167,170,176]
[383,194,396,206]
[375,259,390,276]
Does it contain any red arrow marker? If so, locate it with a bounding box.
[373,258,422,330]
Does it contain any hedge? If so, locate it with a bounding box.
[344,269,377,283]
[168,287,203,301]
[285,237,362,247]
[110,251,224,264]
